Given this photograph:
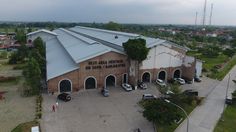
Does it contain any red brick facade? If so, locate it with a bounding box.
[47,51,129,93]
[47,51,196,93]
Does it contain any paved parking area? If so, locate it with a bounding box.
[41,84,160,132]
[181,76,220,97]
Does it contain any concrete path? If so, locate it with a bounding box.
[175,66,236,132]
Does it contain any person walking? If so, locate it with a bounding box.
[52,104,55,112]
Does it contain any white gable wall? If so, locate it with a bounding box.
[140,45,184,69]
[195,60,203,78]
[27,32,56,43]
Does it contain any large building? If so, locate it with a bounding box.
[27,26,199,93]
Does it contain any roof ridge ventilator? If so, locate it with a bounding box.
[59,28,99,45]
[75,26,140,38]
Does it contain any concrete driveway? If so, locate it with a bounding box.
[41,84,159,132]
[181,76,220,97]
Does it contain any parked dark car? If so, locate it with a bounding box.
[194,77,202,82]
[183,90,198,96]
[225,98,233,105]
[101,88,109,97]
[142,94,157,100]
[57,93,71,102]
[138,82,147,90]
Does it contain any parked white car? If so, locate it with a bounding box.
[156,79,166,87]
[122,83,132,91]
[174,78,185,85]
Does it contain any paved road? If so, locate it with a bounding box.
[175,66,236,132]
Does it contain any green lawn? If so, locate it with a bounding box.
[0,28,15,32]
[211,56,236,80]
[187,51,236,80]
[187,51,228,71]
[214,104,236,132]
[201,54,228,70]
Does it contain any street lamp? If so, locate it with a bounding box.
[164,99,189,132]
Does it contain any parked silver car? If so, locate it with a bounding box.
[174,78,185,85]
[156,79,166,87]
[122,83,132,91]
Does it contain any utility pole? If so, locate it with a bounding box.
[195,12,198,26]
[202,0,207,26]
[209,3,214,26]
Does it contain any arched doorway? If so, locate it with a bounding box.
[142,72,151,82]
[173,69,181,78]
[158,71,166,81]
[105,75,116,87]
[85,77,96,89]
[59,79,72,93]
[122,73,128,84]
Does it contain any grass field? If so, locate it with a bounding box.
[201,54,228,70]
[210,56,236,80]
[214,103,236,132]
[187,51,236,80]
[0,28,15,33]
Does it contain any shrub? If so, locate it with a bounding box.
[35,112,42,119]
[191,100,197,107]
[0,76,17,82]
[13,65,26,70]
[0,51,8,59]
[202,68,208,72]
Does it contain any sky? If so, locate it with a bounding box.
[0,0,235,26]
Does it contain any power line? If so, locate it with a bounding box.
[195,12,198,26]
[209,3,214,26]
[202,0,207,26]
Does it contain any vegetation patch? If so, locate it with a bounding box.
[141,85,203,132]
[210,56,236,80]
[11,121,39,132]
[35,95,43,119]
[0,76,19,83]
[214,103,236,132]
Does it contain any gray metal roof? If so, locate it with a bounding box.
[70,26,166,49]
[70,26,188,51]
[54,28,124,64]
[46,37,78,80]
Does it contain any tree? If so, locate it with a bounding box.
[201,45,221,58]
[104,21,122,31]
[30,49,46,78]
[123,38,149,83]
[32,37,46,78]
[17,44,29,61]
[0,51,8,59]
[143,100,181,125]
[223,48,235,58]
[33,37,45,58]
[23,57,41,95]
[16,29,26,44]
